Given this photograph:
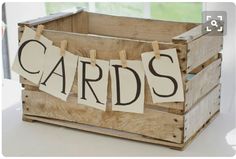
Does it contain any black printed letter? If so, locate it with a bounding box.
[41,56,66,94]
[18,39,46,74]
[112,65,141,105]
[80,61,104,104]
[148,54,178,97]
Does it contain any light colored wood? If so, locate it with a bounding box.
[22,90,184,143]
[20,76,184,113]
[60,40,68,56]
[18,8,84,27]
[22,106,220,150]
[189,53,220,74]
[119,50,127,68]
[34,25,44,40]
[184,84,221,142]
[18,27,188,72]
[172,20,218,43]
[18,11,223,149]
[23,114,185,149]
[72,11,89,33]
[186,35,223,73]
[185,57,221,111]
[88,12,197,42]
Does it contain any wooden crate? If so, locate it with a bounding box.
[18,9,222,150]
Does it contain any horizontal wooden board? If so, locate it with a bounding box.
[23,114,185,149]
[184,84,221,142]
[88,12,197,42]
[185,57,221,111]
[22,90,184,143]
[186,35,223,73]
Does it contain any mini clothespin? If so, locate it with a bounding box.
[34,25,44,40]
[119,50,127,68]
[60,40,67,56]
[152,41,160,59]
[90,49,96,67]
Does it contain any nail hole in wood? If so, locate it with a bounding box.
[25,95,28,98]
[26,107,29,111]
[173,135,176,138]
[174,118,178,122]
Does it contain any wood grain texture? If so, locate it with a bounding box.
[88,12,197,42]
[72,11,89,33]
[18,28,187,112]
[22,90,184,143]
[23,114,185,149]
[184,84,221,142]
[172,20,219,44]
[18,8,84,27]
[185,57,221,111]
[186,35,223,73]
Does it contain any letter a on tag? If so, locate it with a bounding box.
[12,26,52,85]
[141,48,184,103]
[110,60,145,114]
[39,46,78,101]
[78,57,109,111]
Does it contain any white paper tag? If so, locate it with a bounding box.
[78,57,109,111]
[12,26,53,85]
[110,60,145,114]
[141,48,184,103]
[39,45,78,101]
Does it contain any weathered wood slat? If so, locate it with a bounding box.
[88,12,197,42]
[22,90,184,143]
[186,35,223,73]
[18,8,84,27]
[23,114,185,149]
[184,84,221,142]
[185,57,221,111]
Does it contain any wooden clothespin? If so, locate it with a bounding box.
[90,49,96,67]
[119,50,127,68]
[152,41,160,59]
[60,40,67,56]
[34,25,44,40]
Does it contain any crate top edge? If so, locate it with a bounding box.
[18,8,199,28]
[18,7,84,27]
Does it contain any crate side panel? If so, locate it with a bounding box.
[23,114,185,149]
[185,57,221,111]
[22,90,184,143]
[18,30,188,112]
[184,84,221,142]
[187,35,223,73]
[88,12,197,42]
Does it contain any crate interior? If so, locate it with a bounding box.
[33,11,199,43]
